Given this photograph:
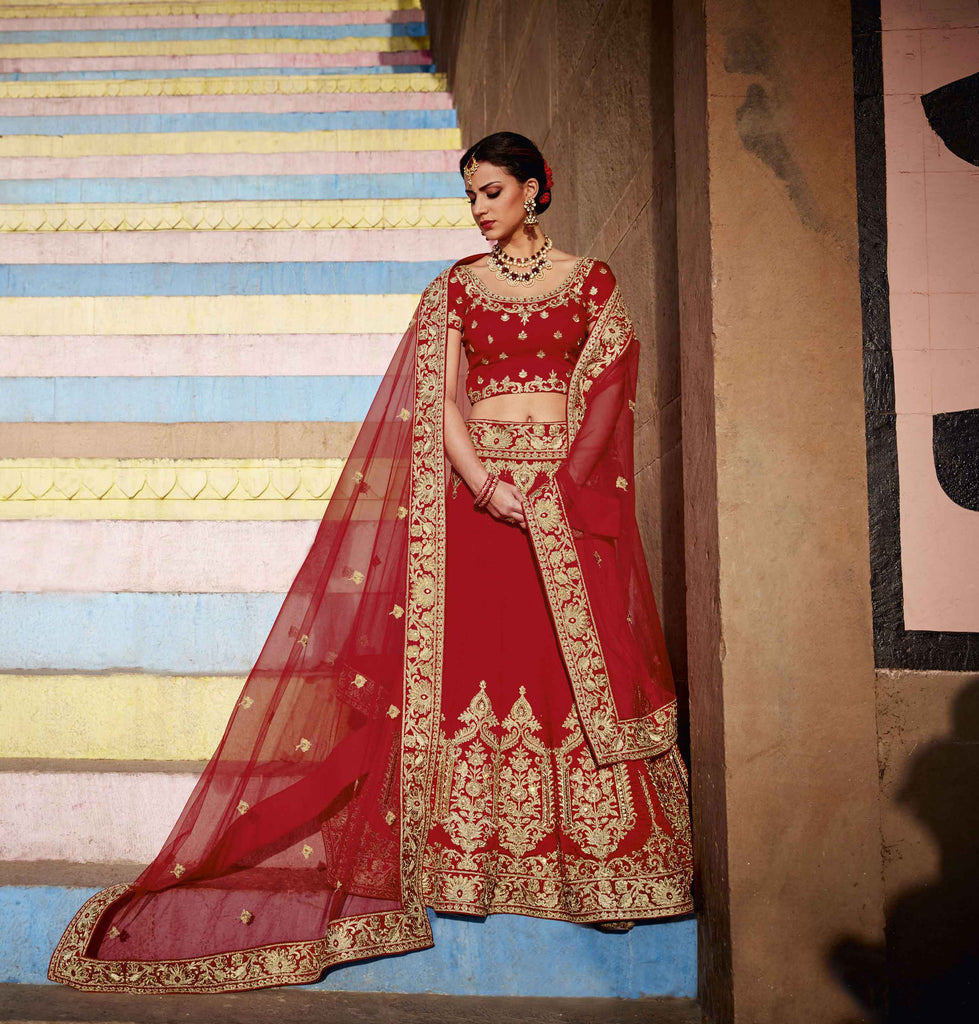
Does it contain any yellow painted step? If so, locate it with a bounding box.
[0,127,461,158]
[0,72,446,100]
[0,674,241,760]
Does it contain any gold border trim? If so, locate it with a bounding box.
[523,481,677,765]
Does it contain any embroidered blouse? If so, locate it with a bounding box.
[447,257,616,406]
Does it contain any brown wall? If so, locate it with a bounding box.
[421,1,971,1022]
[677,0,886,1019]
[423,0,688,690]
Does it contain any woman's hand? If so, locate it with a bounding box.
[484,479,526,529]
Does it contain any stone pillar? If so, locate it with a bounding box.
[675,0,886,1020]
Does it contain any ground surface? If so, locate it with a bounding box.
[0,985,700,1024]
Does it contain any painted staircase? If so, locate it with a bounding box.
[0,0,696,1009]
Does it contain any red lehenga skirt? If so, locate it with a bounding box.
[423,418,693,922]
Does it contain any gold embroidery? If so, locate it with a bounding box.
[467,371,567,405]
[390,604,404,619]
[523,480,676,764]
[423,683,692,922]
[352,674,367,689]
[236,801,249,815]
[295,738,311,753]
[467,419,567,457]
[497,688,553,859]
[615,476,628,490]
[237,696,253,710]
[171,864,184,879]
[434,680,499,865]
[556,713,635,858]
[239,910,253,926]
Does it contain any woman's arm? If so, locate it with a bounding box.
[444,326,526,528]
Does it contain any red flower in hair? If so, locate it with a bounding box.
[539,161,553,206]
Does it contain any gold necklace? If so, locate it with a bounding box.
[488,234,553,286]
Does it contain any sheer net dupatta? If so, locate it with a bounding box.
[522,282,678,766]
[49,272,455,994]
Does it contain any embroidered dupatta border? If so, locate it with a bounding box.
[47,274,454,994]
[522,285,677,766]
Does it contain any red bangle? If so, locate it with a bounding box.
[474,473,499,509]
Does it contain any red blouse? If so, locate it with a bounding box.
[447,257,616,406]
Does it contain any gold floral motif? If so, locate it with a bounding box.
[433,681,499,865]
[467,419,568,458]
[237,696,253,710]
[295,738,311,753]
[556,713,635,858]
[236,801,249,816]
[239,910,253,926]
[497,688,553,859]
[301,844,313,860]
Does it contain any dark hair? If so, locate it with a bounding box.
[459,132,552,215]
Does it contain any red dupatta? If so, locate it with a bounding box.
[48,254,677,994]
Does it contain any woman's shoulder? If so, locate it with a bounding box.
[579,256,617,303]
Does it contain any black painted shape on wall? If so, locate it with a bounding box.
[933,409,979,511]
[921,73,979,167]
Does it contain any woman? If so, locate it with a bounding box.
[49,132,693,994]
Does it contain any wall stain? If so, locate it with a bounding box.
[722,4,838,244]
[735,82,825,232]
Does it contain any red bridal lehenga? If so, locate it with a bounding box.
[49,254,693,994]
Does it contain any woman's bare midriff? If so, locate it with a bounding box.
[469,392,567,423]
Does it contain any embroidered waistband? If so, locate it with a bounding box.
[467,418,568,459]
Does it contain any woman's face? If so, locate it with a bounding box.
[464,161,537,241]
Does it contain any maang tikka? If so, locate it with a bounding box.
[463,154,479,187]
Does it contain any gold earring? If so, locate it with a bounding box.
[523,196,538,225]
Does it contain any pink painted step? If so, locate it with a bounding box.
[0,50,432,74]
[0,332,405,377]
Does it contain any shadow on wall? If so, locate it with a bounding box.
[828,677,979,1023]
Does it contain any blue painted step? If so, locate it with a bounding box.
[2,886,697,998]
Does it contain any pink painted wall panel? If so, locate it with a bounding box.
[881,0,979,632]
